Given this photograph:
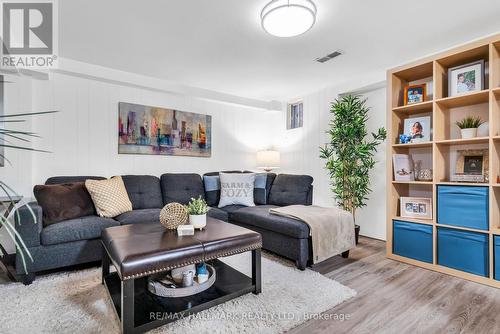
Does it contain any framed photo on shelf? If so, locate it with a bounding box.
[400,197,432,220]
[448,60,484,97]
[453,149,489,182]
[393,154,414,181]
[403,116,431,143]
[404,84,426,105]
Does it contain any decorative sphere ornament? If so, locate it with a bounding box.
[160,203,188,229]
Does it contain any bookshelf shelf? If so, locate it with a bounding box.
[392,216,434,225]
[392,101,433,114]
[435,137,489,145]
[435,90,489,108]
[387,33,500,288]
[392,181,433,185]
[392,142,432,148]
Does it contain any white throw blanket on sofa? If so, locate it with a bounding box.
[269,205,355,264]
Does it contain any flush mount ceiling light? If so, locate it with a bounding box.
[261,0,317,37]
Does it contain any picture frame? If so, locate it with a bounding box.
[393,154,414,181]
[448,60,484,97]
[455,149,489,180]
[404,84,426,105]
[400,197,432,220]
[403,116,431,143]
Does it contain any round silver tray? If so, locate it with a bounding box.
[147,264,216,298]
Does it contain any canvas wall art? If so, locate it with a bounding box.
[118,102,212,157]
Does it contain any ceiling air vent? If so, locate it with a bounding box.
[315,50,343,63]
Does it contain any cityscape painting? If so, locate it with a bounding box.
[118,102,212,157]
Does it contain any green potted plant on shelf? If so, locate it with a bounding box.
[186,197,209,230]
[456,116,484,139]
[320,95,386,231]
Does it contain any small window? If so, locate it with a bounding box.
[287,101,303,129]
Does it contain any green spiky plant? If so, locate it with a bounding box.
[186,196,209,215]
[320,95,387,219]
[456,116,484,129]
[1,109,57,273]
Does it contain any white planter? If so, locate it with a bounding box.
[460,128,477,139]
[189,214,207,230]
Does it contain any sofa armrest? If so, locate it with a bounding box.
[306,185,313,205]
[14,201,42,248]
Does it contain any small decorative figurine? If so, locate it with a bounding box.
[399,134,412,144]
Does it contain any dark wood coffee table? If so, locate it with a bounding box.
[101,218,262,334]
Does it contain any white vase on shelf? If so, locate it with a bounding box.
[460,128,477,139]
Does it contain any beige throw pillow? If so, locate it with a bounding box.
[85,176,132,218]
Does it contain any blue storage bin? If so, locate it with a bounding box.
[437,186,488,231]
[393,220,433,263]
[495,236,500,281]
[438,227,489,277]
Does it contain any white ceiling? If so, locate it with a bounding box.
[59,0,500,101]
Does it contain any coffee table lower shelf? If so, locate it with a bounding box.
[103,258,258,334]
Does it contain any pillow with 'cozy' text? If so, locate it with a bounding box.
[218,173,255,208]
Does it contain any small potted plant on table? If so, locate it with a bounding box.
[456,116,484,139]
[186,197,209,230]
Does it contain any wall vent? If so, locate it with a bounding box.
[315,50,343,63]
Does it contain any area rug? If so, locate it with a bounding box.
[1,253,356,333]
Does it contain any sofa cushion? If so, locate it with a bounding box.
[121,175,163,209]
[268,174,313,206]
[203,171,275,206]
[160,173,205,205]
[218,204,246,218]
[40,216,119,246]
[115,208,161,225]
[207,207,228,222]
[231,205,310,238]
[34,182,96,227]
[45,176,105,185]
[254,172,276,205]
[203,171,243,206]
[85,176,133,217]
[218,172,256,208]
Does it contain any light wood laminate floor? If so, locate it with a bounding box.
[290,236,500,334]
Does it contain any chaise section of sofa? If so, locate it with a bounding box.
[229,174,314,270]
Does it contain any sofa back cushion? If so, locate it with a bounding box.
[45,176,105,185]
[121,175,163,209]
[160,173,205,205]
[34,182,97,227]
[253,172,276,205]
[268,174,313,206]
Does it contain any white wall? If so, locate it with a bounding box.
[31,72,277,186]
[0,75,34,196]
[273,84,387,240]
[0,75,33,253]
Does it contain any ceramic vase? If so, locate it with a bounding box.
[189,214,207,230]
[460,128,477,139]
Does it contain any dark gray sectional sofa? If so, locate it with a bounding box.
[15,172,318,284]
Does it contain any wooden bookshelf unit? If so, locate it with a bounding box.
[386,33,500,288]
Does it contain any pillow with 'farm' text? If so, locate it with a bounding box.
[218,173,255,208]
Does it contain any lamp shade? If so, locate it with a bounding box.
[257,150,280,171]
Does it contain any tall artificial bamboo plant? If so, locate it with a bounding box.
[1,109,57,273]
[320,95,386,219]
